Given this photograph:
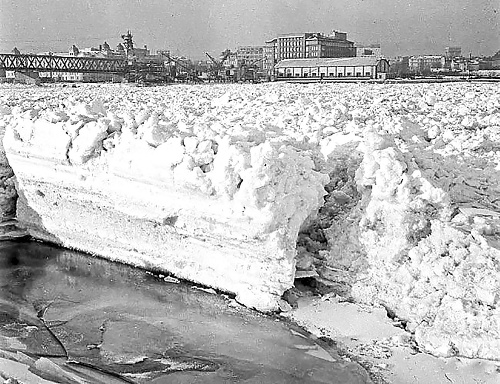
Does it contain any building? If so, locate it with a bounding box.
[269,31,355,61]
[223,46,265,81]
[445,47,462,59]
[408,55,446,73]
[274,56,390,80]
[68,45,79,56]
[226,51,238,69]
[355,44,382,59]
[264,31,355,78]
[39,71,84,82]
[388,56,410,77]
[449,57,467,72]
[489,51,500,69]
[236,46,264,66]
[5,70,41,85]
[225,46,264,70]
[305,32,356,58]
[263,42,277,79]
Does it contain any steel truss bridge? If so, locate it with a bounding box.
[0,52,204,83]
[0,53,128,73]
[0,53,177,84]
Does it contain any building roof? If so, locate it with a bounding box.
[275,57,385,68]
[277,33,312,38]
[355,43,381,48]
[305,35,354,44]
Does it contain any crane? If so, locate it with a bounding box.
[205,49,232,82]
[237,57,263,82]
[158,51,203,83]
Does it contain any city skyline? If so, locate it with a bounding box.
[0,0,498,58]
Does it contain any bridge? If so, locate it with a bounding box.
[0,53,128,73]
[0,52,205,83]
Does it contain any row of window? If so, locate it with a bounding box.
[306,42,351,48]
[279,41,303,46]
[278,72,371,77]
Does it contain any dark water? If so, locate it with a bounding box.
[0,240,372,383]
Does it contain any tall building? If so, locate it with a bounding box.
[445,47,462,59]
[263,31,355,78]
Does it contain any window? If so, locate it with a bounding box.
[365,72,371,76]
[338,73,343,77]
[347,72,352,76]
[356,72,361,77]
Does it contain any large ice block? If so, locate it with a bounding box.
[3,95,328,311]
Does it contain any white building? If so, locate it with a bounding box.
[274,57,390,80]
[39,71,84,81]
[408,55,446,73]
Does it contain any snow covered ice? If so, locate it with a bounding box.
[0,82,499,359]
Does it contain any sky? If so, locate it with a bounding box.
[0,0,498,58]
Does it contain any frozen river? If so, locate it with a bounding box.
[0,239,372,383]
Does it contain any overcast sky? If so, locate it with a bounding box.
[0,0,498,58]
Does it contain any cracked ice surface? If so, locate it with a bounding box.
[1,82,500,359]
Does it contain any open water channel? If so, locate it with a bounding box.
[0,239,373,383]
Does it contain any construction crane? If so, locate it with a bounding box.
[205,49,232,82]
[158,51,203,83]
[237,57,263,82]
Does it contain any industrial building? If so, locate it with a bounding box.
[274,56,390,80]
[264,31,356,78]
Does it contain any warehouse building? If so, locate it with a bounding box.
[274,56,390,80]
[263,31,355,79]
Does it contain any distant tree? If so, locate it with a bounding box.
[12,47,20,55]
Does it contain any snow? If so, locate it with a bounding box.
[0,82,499,359]
[0,83,330,312]
[286,296,500,384]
